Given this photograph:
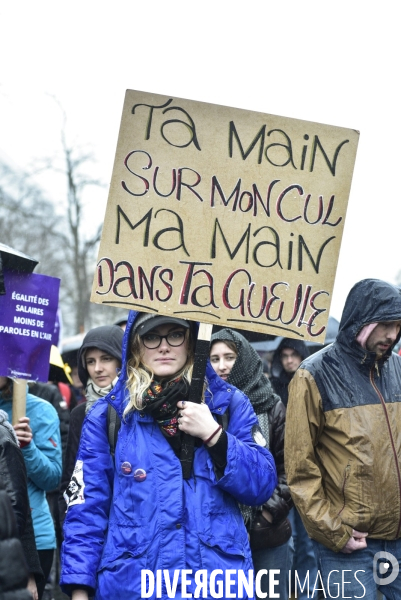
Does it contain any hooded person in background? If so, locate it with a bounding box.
[285,279,401,599]
[270,338,317,599]
[58,325,124,526]
[210,329,293,600]
[270,338,309,407]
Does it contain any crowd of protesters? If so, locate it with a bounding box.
[2,278,401,599]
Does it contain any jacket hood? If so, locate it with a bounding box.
[78,326,124,387]
[337,279,401,353]
[121,311,139,376]
[271,338,310,379]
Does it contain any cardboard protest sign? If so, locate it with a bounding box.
[91,90,359,342]
[0,270,60,381]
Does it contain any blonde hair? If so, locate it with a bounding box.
[123,327,195,417]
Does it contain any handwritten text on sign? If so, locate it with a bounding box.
[91,91,359,342]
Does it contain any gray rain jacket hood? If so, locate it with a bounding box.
[336,278,401,361]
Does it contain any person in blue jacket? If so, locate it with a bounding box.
[0,376,62,600]
[60,312,277,600]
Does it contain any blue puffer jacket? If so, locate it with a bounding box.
[60,312,277,599]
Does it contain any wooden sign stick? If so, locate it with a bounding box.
[12,378,26,425]
[182,323,213,479]
[188,323,213,404]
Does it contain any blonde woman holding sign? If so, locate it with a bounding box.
[60,311,277,600]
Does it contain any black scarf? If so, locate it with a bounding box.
[142,378,192,471]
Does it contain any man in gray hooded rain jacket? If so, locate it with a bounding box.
[285,279,401,599]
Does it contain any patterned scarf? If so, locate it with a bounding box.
[85,376,119,413]
[142,377,191,469]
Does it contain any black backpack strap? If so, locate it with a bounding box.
[215,408,230,431]
[107,404,121,461]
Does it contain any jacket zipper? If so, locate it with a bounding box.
[337,462,351,516]
[370,367,401,537]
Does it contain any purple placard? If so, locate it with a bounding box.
[0,270,60,381]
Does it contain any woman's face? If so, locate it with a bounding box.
[140,323,189,379]
[85,349,120,387]
[209,342,238,381]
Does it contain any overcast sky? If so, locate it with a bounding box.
[0,1,399,324]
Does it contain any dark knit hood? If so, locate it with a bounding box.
[78,326,124,387]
